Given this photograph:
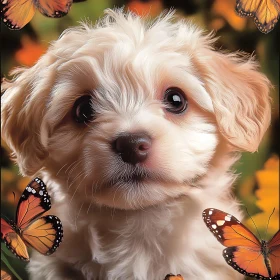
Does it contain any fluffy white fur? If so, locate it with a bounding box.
[1,8,271,280]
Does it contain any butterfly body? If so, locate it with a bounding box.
[202,208,280,280]
[1,178,63,261]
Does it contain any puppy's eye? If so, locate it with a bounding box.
[73,95,95,123]
[164,87,188,114]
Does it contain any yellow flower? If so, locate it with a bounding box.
[246,155,279,237]
[255,155,279,213]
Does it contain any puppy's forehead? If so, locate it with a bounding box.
[55,24,195,94]
[47,14,214,114]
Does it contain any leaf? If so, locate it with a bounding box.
[1,250,23,280]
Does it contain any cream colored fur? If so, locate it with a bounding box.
[1,9,271,280]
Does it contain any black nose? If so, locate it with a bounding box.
[112,133,152,165]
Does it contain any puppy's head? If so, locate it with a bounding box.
[1,9,271,209]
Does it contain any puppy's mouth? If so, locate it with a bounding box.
[107,172,150,186]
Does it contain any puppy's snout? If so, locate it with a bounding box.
[112,133,152,165]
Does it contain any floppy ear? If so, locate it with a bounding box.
[196,50,271,152]
[1,58,56,176]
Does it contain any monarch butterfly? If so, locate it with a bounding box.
[0,0,85,30]
[202,208,280,279]
[235,0,280,33]
[1,177,63,261]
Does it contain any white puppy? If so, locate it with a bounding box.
[1,8,271,280]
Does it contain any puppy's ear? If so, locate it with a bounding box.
[1,61,53,176]
[197,50,271,152]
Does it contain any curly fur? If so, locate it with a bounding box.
[1,8,271,280]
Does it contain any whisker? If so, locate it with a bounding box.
[67,171,84,191]
[56,162,69,176]
[75,202,84,231]
[69,173,87,204]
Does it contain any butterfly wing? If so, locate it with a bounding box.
[0,0,36,29]
[236,0,262,17]
[202,208,261,248]
[16,177,51,230]
[235,0,280,33]
[21,215,63,256]
[268,230,280,278]
[253,0,280,33]
[203,208,278,279]
[36,0,72,18]
[1,218,29,261]
[223,246,271,278]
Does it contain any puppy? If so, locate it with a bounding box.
[1,8,271,280]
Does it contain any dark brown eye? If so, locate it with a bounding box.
[164,87,188,114]
[73,95,95,123]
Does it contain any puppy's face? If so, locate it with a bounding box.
[1,10,271,210]
[45,52,217,209]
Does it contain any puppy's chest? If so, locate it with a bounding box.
[84,211,190,276]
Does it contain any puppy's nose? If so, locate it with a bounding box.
[112,133,152,165]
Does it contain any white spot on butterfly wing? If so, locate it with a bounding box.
[209,210,213,215]
[217,220,225,226]
[225,215,231,221]
[211,224,217,229]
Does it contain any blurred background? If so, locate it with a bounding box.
[1,0,279,279]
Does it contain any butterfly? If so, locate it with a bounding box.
[202,208,280,279]
[235,0,280,33]
[0,0,85,30]
[1,177,63,261]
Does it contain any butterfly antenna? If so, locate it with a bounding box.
[1,213,11,221]
[12,191,16,202]
[264,208,275,241]
[245,207,262,240]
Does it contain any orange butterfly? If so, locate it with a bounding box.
[202,208,280,279]
[0,0,85,30]
[235,0,280,33]
[1,177,63,261]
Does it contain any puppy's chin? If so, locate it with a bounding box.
[89,177,189,210]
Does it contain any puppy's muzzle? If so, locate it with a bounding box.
[112,133,152,165]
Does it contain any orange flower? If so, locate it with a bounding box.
[127,0,163,17]
[1,270,12,280]
[211,0,247,31]
[15,36,47,66]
